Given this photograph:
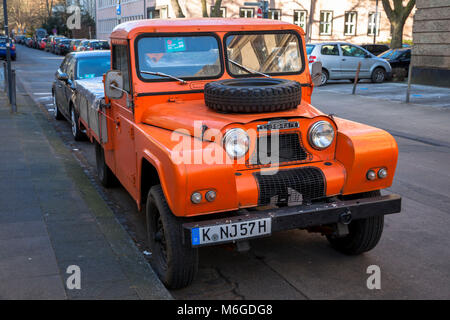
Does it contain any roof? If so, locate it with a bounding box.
[111,18,304,39]
[69,50,111,59]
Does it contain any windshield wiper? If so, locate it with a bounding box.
[228,59,271,78]
[140,70,187,84]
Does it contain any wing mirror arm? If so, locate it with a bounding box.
[109,84,132,108]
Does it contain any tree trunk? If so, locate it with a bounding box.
[390,22,404,49]
[211,0,223,17]
[201,0,208,17]
[170,0,185,18]
[381,0,416,49]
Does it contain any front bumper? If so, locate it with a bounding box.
[183,194,401,247]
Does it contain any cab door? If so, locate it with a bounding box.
[109,44,138,199]
[339,44,372,78]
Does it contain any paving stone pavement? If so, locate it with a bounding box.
[0,85,171,300]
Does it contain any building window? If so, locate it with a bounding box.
[239,7,255,18]
[147,6,168,19]
[210,6,226,17]
[320,11,333,35]
[293,10,307,29]
[344,11,357,36]
[368,12,380,36]
[268,9,281,20]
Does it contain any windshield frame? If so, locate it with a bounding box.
[223,30,306,79]
[134,32,225,83]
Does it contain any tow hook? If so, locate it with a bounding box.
[340,209,352,225]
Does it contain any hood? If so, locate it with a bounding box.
[141,99,323,139]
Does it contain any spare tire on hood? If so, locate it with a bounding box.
[204,78,302,114]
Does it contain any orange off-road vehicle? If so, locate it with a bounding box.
[74,19,401,289]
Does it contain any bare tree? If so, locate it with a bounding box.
[201,0,208,17]
[200,0,223,18]
[171,0,185,18]
[382,0,416,48]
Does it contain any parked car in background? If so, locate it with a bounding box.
[55,39,72,55]
[307,42,392,85]
[77,40,91,51]
[39,38,47,50]
[52,51,111,136]
[0,37,16,60]
[85,40,110,51]
[51,37,67,53]
[361,44,390,56]
[15,35,26,44]
[379,48,411,75]
[70,39,85,52]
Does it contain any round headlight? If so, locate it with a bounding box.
[308,121,335,150]
[223,128,249,159]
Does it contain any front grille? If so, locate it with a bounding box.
[247,132,312,168]
[254,167,325,206]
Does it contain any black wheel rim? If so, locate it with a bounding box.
[155,214,168,270]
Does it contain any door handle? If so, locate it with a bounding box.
[342,58,346,61]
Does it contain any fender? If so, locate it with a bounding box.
[334,117,398,195]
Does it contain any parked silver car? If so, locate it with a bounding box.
[307,42,392,86]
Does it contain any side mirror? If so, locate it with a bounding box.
[57,70,69,82]
[311,61,323,87]
[105,70,124,100]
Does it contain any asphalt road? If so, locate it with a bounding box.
[11,45,450,299]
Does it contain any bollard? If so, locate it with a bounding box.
[406,63,413,103]
[11,69,16,112]
[352,62,362,95]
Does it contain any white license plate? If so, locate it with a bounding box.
[0,47,5,50]
[191,218,271,246]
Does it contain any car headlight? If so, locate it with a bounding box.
[223,128,249,159]
[308,120,335,149]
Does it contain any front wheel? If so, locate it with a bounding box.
[327,191,384,255]
[70,106,84,141]
[371,67,386,83]
[146,185,198,289]
[53,94,64,120]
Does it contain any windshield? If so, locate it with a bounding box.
[379,49,406,59]
[225,32,303,76]
[77,56,111,80]
[137,35,222,81]
[306,45,315,55]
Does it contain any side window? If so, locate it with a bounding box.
[67,57,76,80]
[113,45,130,93]
[341,44,366,57]
[321,44,339,56]
[60,56,69,73]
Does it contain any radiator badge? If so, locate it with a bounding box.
[257,120,300,131]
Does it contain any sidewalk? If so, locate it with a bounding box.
[0,87,171,299]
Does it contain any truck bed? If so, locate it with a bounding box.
[74,77,108,143]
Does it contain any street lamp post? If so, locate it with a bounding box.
[373,0,379,44]
[2,0,13,111]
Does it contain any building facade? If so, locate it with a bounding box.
[96,0,414,45]
[412,0,450,87]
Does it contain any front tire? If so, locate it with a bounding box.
[320,69,329,86]
[70,106,84,141]
[371,67,386,83]
[146,185,198,289]
[53,94,64,120]
[327,191,384,255]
